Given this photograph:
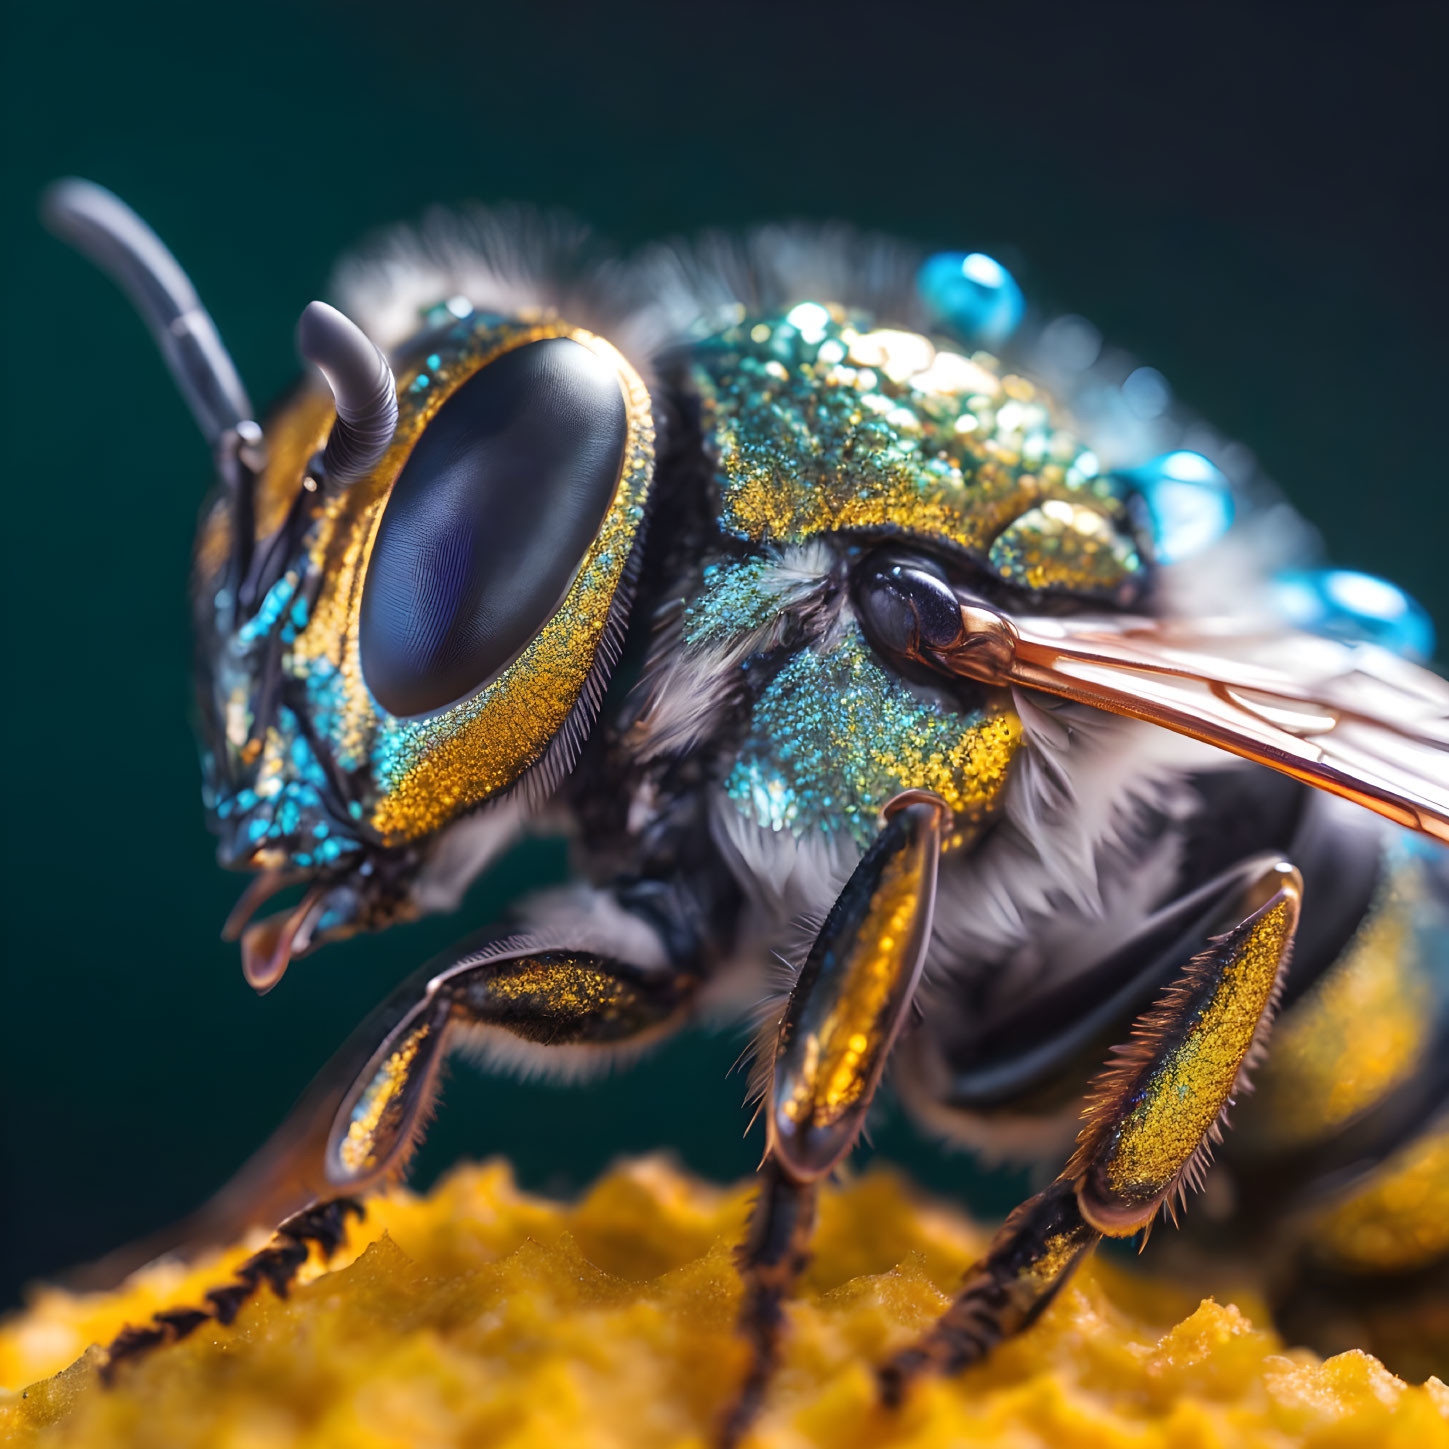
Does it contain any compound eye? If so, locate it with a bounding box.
[360,337,629,717]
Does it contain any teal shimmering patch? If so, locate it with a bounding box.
[237,573,297,646]
[680,553,831,657]
[690,309,1136,587]
[726,626,1021,847]
[682,558,788,651]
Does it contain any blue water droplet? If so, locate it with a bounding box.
[1123,451,1234,564]
[918,251,1025,345]
[1272,568,1435,661]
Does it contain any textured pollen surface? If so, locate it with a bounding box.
[4,1161,1446,1448]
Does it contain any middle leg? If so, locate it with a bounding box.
[721,790,952,1446]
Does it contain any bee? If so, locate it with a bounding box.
[46,178,1449,1435]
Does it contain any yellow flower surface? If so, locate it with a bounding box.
[2,1159,1446,1448]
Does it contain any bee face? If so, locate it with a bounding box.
[195,304,655,975]
[677,305,1151,850]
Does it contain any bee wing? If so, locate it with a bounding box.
[933,606,1449,844]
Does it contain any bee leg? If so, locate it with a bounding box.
[100,1197,366,1382]
[879,858,1301,1405]
[721,1157,819,1449]
[1225,848,1449,1378]
[323,940,698,1193]
[99,917,699,1381]
[720,791,951,1447]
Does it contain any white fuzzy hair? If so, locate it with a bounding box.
[926,698,1213,995]
[637,223,932,342]
[410,794,533,915]
[628,540,840,767]
[328,204,672,385]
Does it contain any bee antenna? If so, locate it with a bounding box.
[40,178,263,479]
[295,301,398,486]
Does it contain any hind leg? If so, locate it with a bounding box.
[880,858,1301,1401]
[1228,843,1449,1379]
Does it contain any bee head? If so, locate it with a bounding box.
[45,182,656,990]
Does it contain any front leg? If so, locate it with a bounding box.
[721,791,951,1446]
[880,858,1301,1402]
[101,897,699,1379]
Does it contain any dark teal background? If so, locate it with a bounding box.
[3,1,1445,1307]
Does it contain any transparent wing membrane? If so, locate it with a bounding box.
[927,603,1449,844]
